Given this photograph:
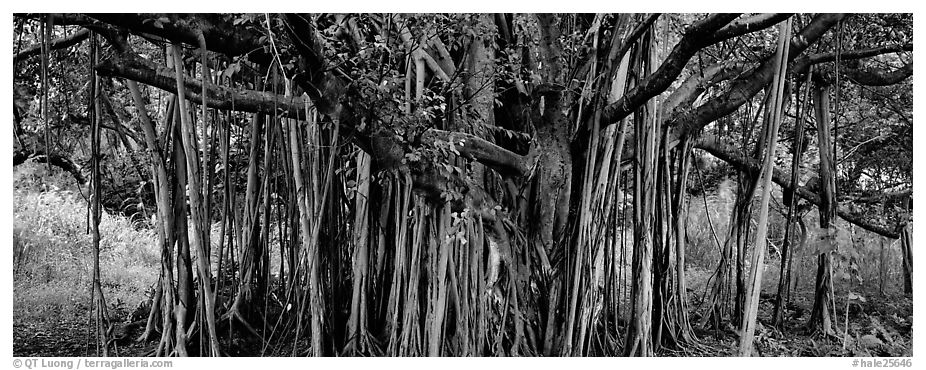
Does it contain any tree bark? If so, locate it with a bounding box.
[807,79,837,337]
[624,32,656,357]
[900,225,913,296]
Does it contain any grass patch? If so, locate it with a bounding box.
[14,164,159,324]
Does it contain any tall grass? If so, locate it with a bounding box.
[13,162,159,325]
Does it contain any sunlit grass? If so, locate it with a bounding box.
[14,163,160,324]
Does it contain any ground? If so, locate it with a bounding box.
[13,277,912,357]
[673,291,913,357]
[13,308,154,357]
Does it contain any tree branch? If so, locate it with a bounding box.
[711,13,794,43]
[281,13,349,115]
[668,13,845,139]
[600,13,741,125]
[792,43,913,74]
[662,61,749,118]
[15,14,124,50]
[96,31,529,187]
[840,189,912,204]
[695,134,900,239]
[86,14,266,60]
[96,51,310,119]
[14,28,90,63]
[420,129,529,177]
[843,62,912,86]
[13,149,86,184]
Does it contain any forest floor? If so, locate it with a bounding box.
[674,290,913,357]
[13,285,912,357]
[13,308,155,357]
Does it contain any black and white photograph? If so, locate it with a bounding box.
[8,8,916,362]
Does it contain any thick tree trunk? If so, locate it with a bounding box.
[528,14,575,356]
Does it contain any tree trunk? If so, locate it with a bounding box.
[900,224,913,296]
[170,43,221,356]
[624,31,656,357]
[345,151,372,353]
[88,35,111,354]
[231,112,264,314]
[807,79,837,337]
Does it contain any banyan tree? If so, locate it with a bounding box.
[11,13,912,357]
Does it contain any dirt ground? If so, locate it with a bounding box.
[13,291,911,357]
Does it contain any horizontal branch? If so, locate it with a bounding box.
[96,52,310,118]
[420,129,529,176]
[86,14,266,60]
[792,43,913,74]
[13,149,86,184]
[695,134,900,239]
[16,14,125,48]
[840,189,912,204]
[844,62,913,86]
[712,13,795,43]
[14,28,90,63]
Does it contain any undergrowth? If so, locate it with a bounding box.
[13,162,159,325]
